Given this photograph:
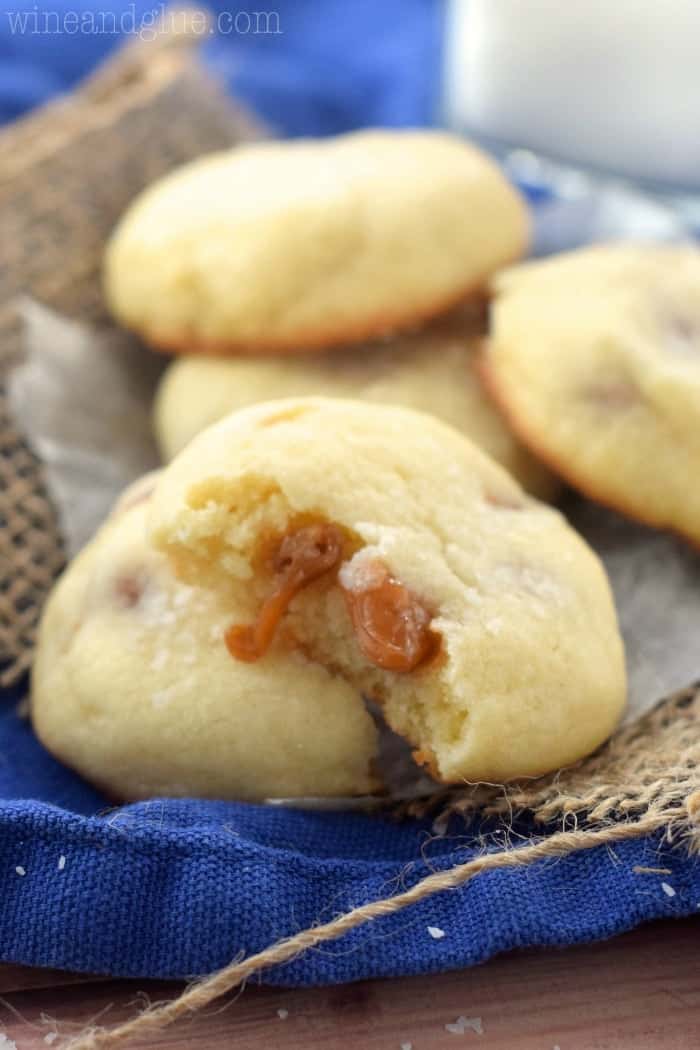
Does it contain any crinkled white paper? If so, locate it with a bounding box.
[569,499,700,723]
[8,300,162,555]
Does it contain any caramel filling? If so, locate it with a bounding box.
[225,523,343,662]
[341,563,439,673]
[225,525,439,673]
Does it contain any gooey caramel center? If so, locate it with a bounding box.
[340,563,439,672]
[225,525,440,673]
[225,523,343,662]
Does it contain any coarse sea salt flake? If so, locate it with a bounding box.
[661,881,676,897]
[150,649,168,672]
[0,1033,18,1049]
[400,1043,413,1050]
[44,1033,58,1046]
[338,554,384,593]
[15,865,25,877]
[58,855,66,871]
[151,685,178,710]
[277,1008,289,1020]
[427,925,446,940]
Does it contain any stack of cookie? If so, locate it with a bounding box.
[31,130,641,802]
[103,130,556,499]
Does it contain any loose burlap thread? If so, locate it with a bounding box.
[0,17,698,1049]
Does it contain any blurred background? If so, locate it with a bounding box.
[1,0,699,247]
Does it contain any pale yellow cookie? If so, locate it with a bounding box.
[482,244,700,545]
[154,311,556,500]
[148,397,626,784]
[104,130,529,355]
[31,477,379,801]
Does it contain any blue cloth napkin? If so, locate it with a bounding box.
[1,682,698,980]
[0,0,698,981]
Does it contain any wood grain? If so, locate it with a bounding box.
[1,918,699,1049]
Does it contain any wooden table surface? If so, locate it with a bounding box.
[1,917,699,1049]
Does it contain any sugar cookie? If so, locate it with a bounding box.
[482,244,700,545]
[154,312,556,499]
[105,130,528,354]
[31,479,380,801]
[149,397,626,783]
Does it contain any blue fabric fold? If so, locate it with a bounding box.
[1,693,698,979]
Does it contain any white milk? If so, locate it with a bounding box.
[443,0,700,188]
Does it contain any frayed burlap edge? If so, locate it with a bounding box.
[0,8,262,687]
[397,682,700,830]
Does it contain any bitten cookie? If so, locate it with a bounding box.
[482,244,700,545]
[154,311,556,500]
[31,477,380,801]
[149,397,626,784]
[104,130,529,355]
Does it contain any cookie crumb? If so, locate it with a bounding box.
[427,925,445,940]
[445,1015,483,1035]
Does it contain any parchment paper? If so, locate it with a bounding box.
[8,300,162,555]
[9,301,700,736]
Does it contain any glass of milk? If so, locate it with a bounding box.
[442,0,700,248]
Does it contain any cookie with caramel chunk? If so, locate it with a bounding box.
[154,309,557,501]
[104,129,528,355]
[482,244,700,545]
[31,479,379,801]
[148,397,626,785]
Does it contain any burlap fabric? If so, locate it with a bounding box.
[403,683,700,837]
[0,12,261,687]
